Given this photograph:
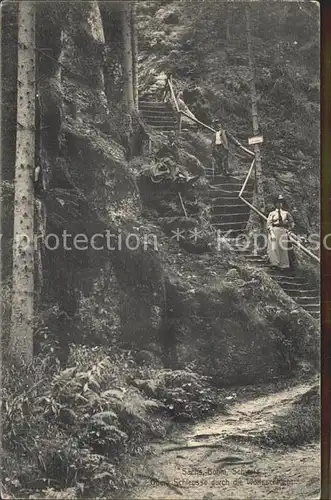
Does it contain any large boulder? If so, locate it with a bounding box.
[163,261,319,385]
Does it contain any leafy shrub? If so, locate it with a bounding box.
[1,344,224,498]
[131,369,224,422]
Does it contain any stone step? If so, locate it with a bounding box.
[209,195,250,204]
[304,304,320,312]
[144,120,177,127]
[140,110,175,116]
[210,187,240,193]
[140,107,172,113]
[296,296,320,304]
[148,125,176,131]
[214,228,245,237]
[207,174,252,183]
[208,187,240,194]
[211,211,250,219]
[143,117,175,123]
[278,282,309,290]
[211,184,250,191]
[285,288,320,296]
[143,115,176,121]
[212,216,250,227]
[212,221,247,231]
[245,260,267,266]
[207,176,249,185]
[266,270,306,279]
[139,101,171,108]
[142,116,176,122]
[143,95,160,100]
[246,264,267,270]
[245,254,266,259]
[212,204,251,214]
[209,192,253,201]
[233,248,253,255]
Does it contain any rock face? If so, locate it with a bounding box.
[38,2,166,356]
[163,263,318,384]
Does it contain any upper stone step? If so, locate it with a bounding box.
[139,100,172,107]
[210,182,248,189]
[208,190,253,199]
[212,204,251,212]
[140,110,176,117]
[296,296,320,304]
[143,119,177,126]
[209,196,251,206]
[206,174,254,185]
[285,288,320,296]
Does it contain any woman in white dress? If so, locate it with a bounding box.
[267,195,295,270]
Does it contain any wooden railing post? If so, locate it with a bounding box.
[254,160,257,193]
[177,111,182,134]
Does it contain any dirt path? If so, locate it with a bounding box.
[130,383,320,499]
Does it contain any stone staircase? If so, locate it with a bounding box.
[205,168,320,321]
[205,168,254,238]
[139,100,177,133]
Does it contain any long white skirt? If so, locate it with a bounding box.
[267,227,290,269]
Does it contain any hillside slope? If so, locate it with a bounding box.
[137,0,320,233]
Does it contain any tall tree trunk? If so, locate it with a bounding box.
[131,0,139,110]
[10,1,36,365]
[245,4,265,233]
[122,1,134,113]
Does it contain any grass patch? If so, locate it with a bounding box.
[258,385,320,448]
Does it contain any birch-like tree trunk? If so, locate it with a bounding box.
[246,4,265,231]
[122,1,134,113]
[131,0,139,110]
[10,1,36,365]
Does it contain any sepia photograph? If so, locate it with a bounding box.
[1,0,321,498]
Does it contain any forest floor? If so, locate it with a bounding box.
[128,381,320,500]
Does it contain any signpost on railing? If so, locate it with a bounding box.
[248,135,263,145]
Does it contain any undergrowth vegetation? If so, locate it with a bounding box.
[257,385,320,448]
[1,346,225,498]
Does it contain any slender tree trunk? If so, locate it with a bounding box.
[131,0,139,110]
[122,1,134,113]
[10,1,36,365]
[245,4,265,233]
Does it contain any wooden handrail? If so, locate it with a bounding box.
[167,76,180,113]
[239,158,256,198]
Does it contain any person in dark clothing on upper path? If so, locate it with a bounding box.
[155,131,179,163]
[211,120,230,176]
[154,131,198,184]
